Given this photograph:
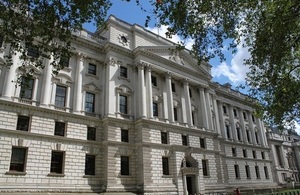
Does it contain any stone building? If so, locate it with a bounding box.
[267,128,300,188]
[0,16,278,194]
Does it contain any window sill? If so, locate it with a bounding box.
[85,73,98,78]
[47,173,65,177]
[203,175,210,178]
[162,175,173,178]
[118,76,130,82]
[119,175,132,178]
[83,175,97,178]
[5,171,27,175]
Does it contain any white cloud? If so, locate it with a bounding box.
[212,41,250,86]
[294,122,300,135]
[146,25,194,50]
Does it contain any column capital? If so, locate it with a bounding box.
[182,78,189,85]
[77,52,86,60]
[164,71,172,79]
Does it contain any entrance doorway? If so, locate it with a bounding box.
[186,176,195,195]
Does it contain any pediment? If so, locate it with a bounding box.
[83,82,101,92]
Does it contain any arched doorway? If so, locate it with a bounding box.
[181,156,199,195]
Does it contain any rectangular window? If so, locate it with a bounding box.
[88,63,97,75]
[9,147,27,172]
[121,129,129,142]
[27,44,39,58]
[275,145,283,167]
[121,156,129,175]
[243,112,247,120]
[161,132,168,144]
[20,77,34,99]
[54,121,65,136]
[171,82,176,92]
[255,132,259,144]
[173,107,178,121]
[245,165,250,179]
[59,56,69,68]
[232,147,237,157]
[264,166,269,179]
[252,114,255,122]
[200,138,206,149]
[153,102,158,117]
[85,92,95,113]
[162,157,169,175]
[243,149,247,158]
[246,130,251,143]
[55,85,66,107]
[253,150,256,159]
[226,125,231,139]
[192,112,195,125]
[50,151,64,174]
[120,66,128,78]
[255,166,260,179]
[119,95,128,114]
[261,151,265,159]
[202,159,209,176]
[182,135,188,146]
[223,105,227,114]
[87,127,96,141]
[16,115,30,131]
[233,109,237,117]
[85,154,95,175]
[151,76,157,87]
[234,164,240,179]
[237,127,242,141]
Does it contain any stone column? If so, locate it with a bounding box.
[205,92,214,130]
[217,101,226,138]
[137,63,147,118]
[145,65,153,118]
[229,105,238,141]
[195,175,200,194]
[247,112,257,145]
[238,108,248,143]
[40,57,53,107]
[182,174,188,195]
[2,53,19,99]
[65,85,71,111]
[199,87,209,129]
[31,77,38,105]
[257,118,267,146]
[212,96,221,135]
[104,58,117,117]
[165,72,174,123]
[74,53,84,114]
[183,79,192,126]
[50,82,57,105]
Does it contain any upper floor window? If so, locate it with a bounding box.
[223,105,227,114]
[54,121,66,136]
[261,151,265,159]
[119,95,128,114]
[232,147,237,157]
[50,151,64,174]
[87,127,96,141]
[26,44,39,58]
[182,135,188,146]
[252,114,255,122]
[17,115,30,131]
[174,107,178,121]
[189,88,192,98]
[88,63,97,75]
[153,102,158,117]
[245,165,251,179]
[243,149,247,158]
[171,82,176,92]
[264,166,269,179]
[226,125,231,139]
[59,56,69,68]
[121,156,130,175]
[161,132,168,144]
[85,154,95,175]
[151,76,157,87]
[243,111,247,120]
[255,166,260,179]
[200,138,206,149]
[85,92,95,113]
[120,66,128,78]
[234,164,240,179]
[233,109,237,117]
[252,150,257,159]
[20,77,34,99]
[162,157,169,175]
[202,159,209,176]
[9,147,27,172]
[121,129,129,142]
[55,85,66,107]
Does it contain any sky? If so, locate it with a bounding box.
[84,1,300,134]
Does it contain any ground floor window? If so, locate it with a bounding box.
[10,147,27,172]
[50,151,64,174]
[121,156,129,175]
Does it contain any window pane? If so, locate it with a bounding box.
[162,157,169,175]
[173,108,178,121]
[120,66,127,78]
[200,138,205,149]
[54,122,65,136]
[153,102,158,117]
[88,63,97,75]
[50,151,64,174]
[16,115,30,131]
[121,129,129,142]
[10,147,26,172]
[202,160,208,176]
[85,155,95,175]
[55,85,66,107]
[120,95,127,114]
[85,92,95,113]
[20,77,34,99]
[87,127,96,141]
[182,135,188,146]
[161,132,168,144]
[121,156,129,175]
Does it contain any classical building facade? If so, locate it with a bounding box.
[0,16,278,194]
[267,129,300,187]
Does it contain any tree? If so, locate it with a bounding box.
[149,0,300,129]
[0,0,111,75]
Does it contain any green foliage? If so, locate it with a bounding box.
[0,0,111,74]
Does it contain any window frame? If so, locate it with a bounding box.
[121,156,130,176]
[234,164,240,179]
[153,102,158,117]
[59,56,69,68]
[87,127,96,141]
[243,149,247,158]
[120,66,128,78]
[54,121,66,136]
[9,147,27,173]
[171,82,176,92]
[55,85,67,107]
[85,154,96,175]
[119,95,128,114]
[85,92,95,113]
[88,63,97,75]
[121,129,129,143]
[16,115,30,131]
[232,147,237,157]
[50,151,64,174]
[255,165,260,179]
[161,132,168,144]
[173,107,178,121]
[245,165,251,179]
[151,75,157,87]
[202,159,209,176]
[200,137,206,149]
[20,77,34,99]
[264,166,269,179]
[182,135,188,146]
[162,157,170,175]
